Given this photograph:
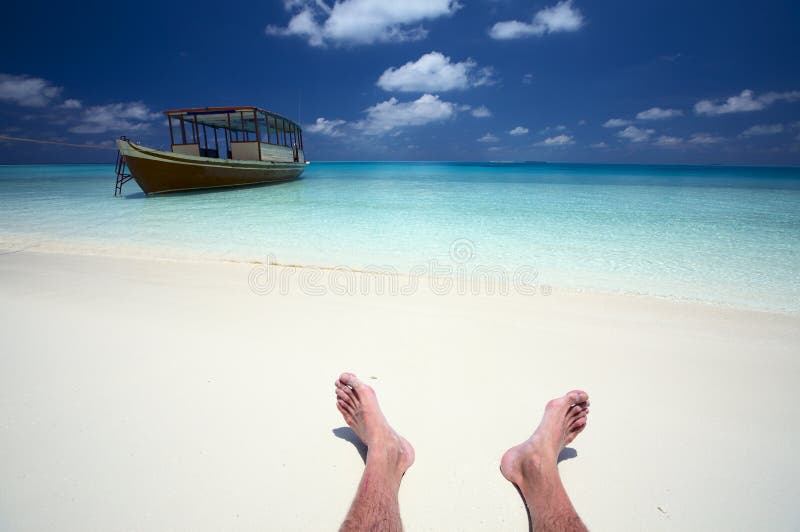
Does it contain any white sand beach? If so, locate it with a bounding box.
[1,250,799,531]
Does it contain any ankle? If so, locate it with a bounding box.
[520,452,556,480]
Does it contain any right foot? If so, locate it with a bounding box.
[500,390,589,485]
[335,373,415,476]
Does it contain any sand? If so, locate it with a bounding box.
[1,250,798,531]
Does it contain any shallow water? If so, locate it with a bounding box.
[1,162,799,313]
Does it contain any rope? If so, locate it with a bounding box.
[0,134,117,151]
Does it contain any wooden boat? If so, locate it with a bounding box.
[114,106,307,195]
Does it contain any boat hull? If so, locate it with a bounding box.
[117,140,306,194]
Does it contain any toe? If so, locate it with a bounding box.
[568,404,585,417]
[567,389,589,404]
[336,388,356,405]
[570,415,587,429]
[339,372,361,389]
[337,398,355,416]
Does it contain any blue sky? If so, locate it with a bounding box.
[1,0,799,164]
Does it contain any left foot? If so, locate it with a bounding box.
[335,373,415,477]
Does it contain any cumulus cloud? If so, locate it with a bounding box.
[376,52,495,92]
[69,102,161,134]
[617,125,654,143]
[740,123,784,137]
[478,133,499,143]
[306,117,347,136]
[509,126,529,136]
[694,89,800,116]
[356,93,458,135]
[489,0,584,40]
[590,142,608,148]
[471,105,492,118]
[535,134,574,146]
[636,107,683,120]
[0,74,62,107]
[688,132,724,144]
[266,0,460,47]
[654,135,682,146]
[603,118,631,128]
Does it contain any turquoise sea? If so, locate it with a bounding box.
[1,162,799,313]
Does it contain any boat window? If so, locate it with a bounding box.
[177,116,198,145]
[269,117,278,145]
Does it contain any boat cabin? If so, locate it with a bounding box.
[164,106,305,163]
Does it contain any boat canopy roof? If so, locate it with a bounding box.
[163,106,301,133]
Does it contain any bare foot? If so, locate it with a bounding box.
[500,390,589,485]
[335,373,415,477]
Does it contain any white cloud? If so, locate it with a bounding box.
[376,52,495,92]
[654,135,682,146]
[536,134,574,146]
[758,91,800,105]
[306,117,347,136]
[489,0,584,40]
[694,90,762,115]
[0,74,62,107]
[356,93,458,135]
[688,132,724,144]
[539,125,567,135]
[509,126,529,136]
[636,107,683,120]
[740,123,784,137]
[267,0,460,46]
[590,142,608,148]
[471,105,492,118]
[59,98,82,109]
[69,102,161,134]
[478,133,499,143]
[522,73,534,85]
[694,89,800,116]
[617,125,654,143]
[603,118,631,128]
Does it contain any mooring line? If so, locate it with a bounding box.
[0,134,116,150]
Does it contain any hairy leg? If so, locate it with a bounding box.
[500,390,590,532]
[336,373,415,532]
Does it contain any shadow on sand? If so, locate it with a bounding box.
[558,447,578,463]
[333,426,367,464]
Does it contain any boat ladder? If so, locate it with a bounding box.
[114,136,133,197]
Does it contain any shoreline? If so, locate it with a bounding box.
[2,231,797,317]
